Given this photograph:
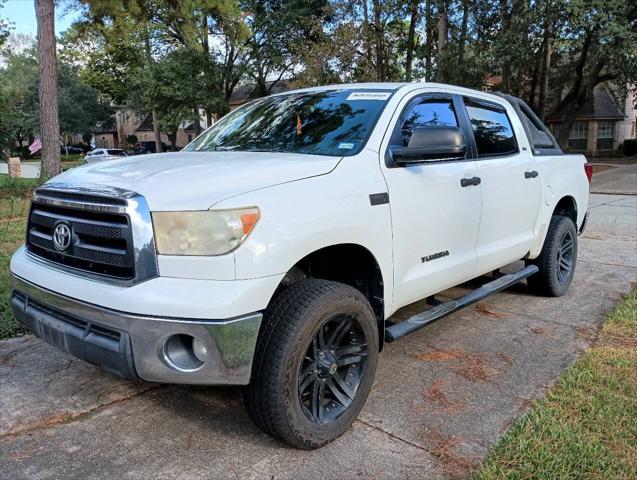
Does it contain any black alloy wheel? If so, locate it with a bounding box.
[298,314,368,424]
[556,230,575,283]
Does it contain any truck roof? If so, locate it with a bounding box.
[268,81,505,104]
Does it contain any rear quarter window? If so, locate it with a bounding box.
[464,98,518,157]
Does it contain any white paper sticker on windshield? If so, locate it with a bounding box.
[346,92,392,101]
[338,142,355,150]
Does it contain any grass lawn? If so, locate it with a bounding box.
[0,176,40,338]
[473,291,637,479]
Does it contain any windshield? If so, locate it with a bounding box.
[107,149,126,156]
[184,89,393,157]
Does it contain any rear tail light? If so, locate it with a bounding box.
[584,163,593,184]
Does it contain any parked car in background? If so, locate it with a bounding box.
[134,141,171,154]
[60,145,84,155]
[84,148,127,164]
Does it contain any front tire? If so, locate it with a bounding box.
[244,279,379,449]
[527,215,578,297]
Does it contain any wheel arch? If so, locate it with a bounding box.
[529,195,579,259]
[272,243,387,350]
[552,195,578,225]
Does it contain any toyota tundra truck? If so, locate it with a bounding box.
[10,83,591,449]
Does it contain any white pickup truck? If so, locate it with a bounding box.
[10,83,591,449]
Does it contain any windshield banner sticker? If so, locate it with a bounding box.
[346,92,392,101]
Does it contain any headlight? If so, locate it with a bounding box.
[152,208,259,256]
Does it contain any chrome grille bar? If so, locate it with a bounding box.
[26,183,158,285]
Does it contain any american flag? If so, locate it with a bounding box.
[28,138,42,154]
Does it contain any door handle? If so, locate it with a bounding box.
[460,176,481,187]
[524,170,539,179]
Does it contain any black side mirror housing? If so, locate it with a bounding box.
[390,126,466,165]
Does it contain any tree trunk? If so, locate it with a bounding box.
[405,0,419,81]
[435,1,448,83]
[554,27,600,148]
[372,0,384,81]
[35,0,60,179]
[424,0,433,80]
[152,110,163,152]
[538,21,552,121]
[361,0,373,70]
[458,0,469,64]
[193,105,202,135]
[142,23,162,154]
[528,60,539,110]
[499,0,511,92]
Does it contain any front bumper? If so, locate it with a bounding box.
[11,274,262,385]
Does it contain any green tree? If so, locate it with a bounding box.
[75,0,244,147]
[0,51,39,151]
[241,0,329,95]
[0,0,12,48]
[130,48,223,149]
[57,63,113,151]
[0,48,113,156]
[550,0,637,147]
[60,20,146,105]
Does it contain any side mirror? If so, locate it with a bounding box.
[390,126,466,165]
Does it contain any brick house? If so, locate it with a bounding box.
[94,109,208,150]
[546,84,637,156]
[227,80,292,111]
[94,80,292,149]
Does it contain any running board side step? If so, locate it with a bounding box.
[384,264,539,343]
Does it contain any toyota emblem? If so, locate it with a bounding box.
[53,223,72,251]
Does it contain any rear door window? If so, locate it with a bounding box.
[464,98,518,157]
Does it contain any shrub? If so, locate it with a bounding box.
[623,138,637,156]
[10,146,30,160]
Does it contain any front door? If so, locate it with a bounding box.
[381,93,482,310]
[460,96,541,274]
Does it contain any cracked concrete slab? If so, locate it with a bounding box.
[0,386,444,480]
[0,335,154,437]
[1,193,636,479]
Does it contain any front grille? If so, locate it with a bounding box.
[26,189,136,280]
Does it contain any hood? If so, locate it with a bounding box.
[51,151,341,210]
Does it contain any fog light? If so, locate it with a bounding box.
[162,334,205,372]
[192,337,208,362]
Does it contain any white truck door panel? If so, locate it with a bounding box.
[385,162,481,308]
[381,94,482,311]
[474,155,541,272]
[460,97,541,274]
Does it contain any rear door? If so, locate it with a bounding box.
[459,96,541,275]
[381,92,482,310]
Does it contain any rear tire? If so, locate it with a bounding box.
[527,215,578,297]
[244,279,379,449]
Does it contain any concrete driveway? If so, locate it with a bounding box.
[1,192,636,480]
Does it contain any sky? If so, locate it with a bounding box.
[2,0,82,37]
